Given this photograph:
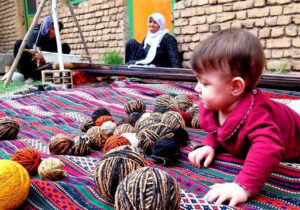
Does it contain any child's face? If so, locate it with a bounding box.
[194,71,235,111]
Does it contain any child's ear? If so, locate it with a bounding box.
[230,77,245,96]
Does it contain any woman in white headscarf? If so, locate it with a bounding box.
[125,12,182,68]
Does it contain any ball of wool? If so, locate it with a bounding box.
[80,118,95,132]
[115,167,181,210]
[161,111,186,129]
[91,108,111,122]
[121,132,138,147]
[135,116,161,132]
[94,145,146,203]
[150,112,163,121]
[11,147,41,174]
[86,126,108,149]
[153,94,175,109]
[174,95,193,111]
[140,112,151,121]
[0,160,30,209]
[117,115,138,127]
[49,134,73,155]
[38,157,67,181]
[114,123,136,135]
[103,135,131,155]
[186,105,199,117]
[137,122,171,154]
[95,115,115,127]
[124,99,146,114]
[170,109,193,127]
[153,106,169,113]
[191,115,200,128]
[100,121,117,136]
[0,117,20,140]
[169,127,190,147]
[71,136,91,156]
[129,112,142,122]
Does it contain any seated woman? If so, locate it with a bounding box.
[125,12,182,68]
[14,15,71,82]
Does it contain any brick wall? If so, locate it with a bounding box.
[174,0,300,71]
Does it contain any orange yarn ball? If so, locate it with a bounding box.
[103,135,131,155]
[11,147,41,174]
[95,116,114,127]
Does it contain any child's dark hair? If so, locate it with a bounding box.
[191,29,265,92]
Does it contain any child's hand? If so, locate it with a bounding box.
[188,146,215,167]
[204,182,250,207]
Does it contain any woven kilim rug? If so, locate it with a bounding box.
[0,80,299,210]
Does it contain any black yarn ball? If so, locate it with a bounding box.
[91,108,111,122]
[169,127,189,147]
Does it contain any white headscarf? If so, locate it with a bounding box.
[135,13,169,65]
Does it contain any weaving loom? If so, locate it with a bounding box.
[0,80,299,209]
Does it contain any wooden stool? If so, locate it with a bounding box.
[41,70,73,89]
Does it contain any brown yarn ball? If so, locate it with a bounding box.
[191,115,200,128]
[115,167,181,210]
[103,135,131,155]
[150,112,163,121]
[71,136,91,156]
[0,117,20,140]
[153,94,175,109]
[135,116,161,132]
[137,123,171,154]
[174,95,193,111]
[124,99,146,114]
[95,116,114,127]
[86,126,108,149]
[80,118,94,132]
[49,134,73,155]
[113,124,136,135]
[38,157,67,181]
[11,147,41,174]
[161,111,186,129]
[186,105,199,117]
[94,145,146,203]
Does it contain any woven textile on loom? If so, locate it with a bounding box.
[0,80,299,209]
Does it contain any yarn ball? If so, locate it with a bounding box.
[161,111,186,129]
[124,99,146,114]
[191,115,200,128]
[140,112,151,121]
[91,108,111,122]
[153,106,169,113]
[100,121,117,136]
[94,145,146,203]
[170,109,193,127]
[86,126,108,149]
[71,136,91,156]
[121,132,139,147]
[38,157,67,181]
[0,160,30,209]
[117,114,139,127]
[174,95,193,111]
[169,127,190,147]
[137,122,171,154]
[153,94,175,109]
[115,167,181,210]
[11,147,41,174]
[114,123,136,135]
[0,117,20,140]
[186,105,199,117]
[49,134,73,155]
[80,118,94,132]
[103,135,131,155]
[150,112,163,121]
[135,116,161,131]
[95,115,115,127]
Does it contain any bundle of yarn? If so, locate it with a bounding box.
[153,94,175,110]
[95,115,114,127]
[91,108,111,122]
[49,134,73,155]
[103,135,131,155]
[71,136,91,156]
[114,123,136,135]
[100,121,116,136]
[124,99,146,114]
[161,111,186,129]
[11,147,41,174]
[115,167,181,210]
[0,117,20,140]
[38,157,67,181]
[80,118,94,132]
[86,126,108,149]
[173,95,193,111]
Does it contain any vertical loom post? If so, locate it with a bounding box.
[4,0,47,88]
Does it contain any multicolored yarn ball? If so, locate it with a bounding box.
[117,114,139,127]
[135,116,161,131]
[161,111,186,129]
[150,112,163,121]
[80,118,95,132]
[91,108,111,122]
[153,94,175,109]
[94,145,146,203]
[0,160,30,209]
[124,99,146,114]
[186,105,199,117]
[11,147,41,174]
[71,136,91,156]
[114,123,136,135]
[174,95,193,111]
[170,109,193,127]
[115,167,181,210]
[95,115,115,127]
[0,117,20,140]
[103,135,131,155]
[49,134,73,155]
[137,122,171,154]
[191,115,200,128]
[100,121,117,136]
[86,126,108,149]
[121,132,138,147]
[38,157,67,181]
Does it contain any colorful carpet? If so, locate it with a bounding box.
[0,80,299,210]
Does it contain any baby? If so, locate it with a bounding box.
[188,28,300,207]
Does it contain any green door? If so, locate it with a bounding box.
[22,0,37,30]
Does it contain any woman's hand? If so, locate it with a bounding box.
[204,182,250,207]
[188,145,215,168]
[32,52,45,67]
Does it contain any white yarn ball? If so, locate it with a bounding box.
[100,121,117,136]
[121,133,138,147]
